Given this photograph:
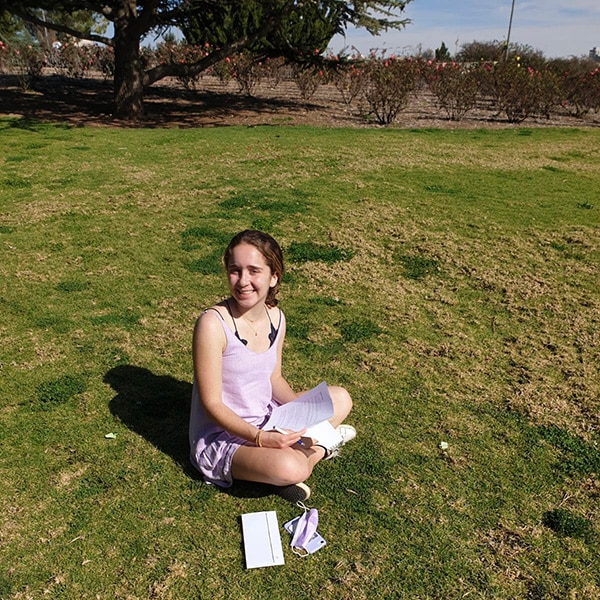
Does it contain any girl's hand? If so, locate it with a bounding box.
[261,428,306,449]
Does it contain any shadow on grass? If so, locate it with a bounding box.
[105,365,196,476]
[104,364,278,499]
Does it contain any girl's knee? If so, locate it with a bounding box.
[273,453,311,485]
[329,385,352,419]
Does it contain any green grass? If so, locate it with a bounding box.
[1,118,599,599]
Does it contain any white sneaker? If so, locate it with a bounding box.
[323,424,356,460]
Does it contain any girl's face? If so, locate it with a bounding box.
[226,243,278,309]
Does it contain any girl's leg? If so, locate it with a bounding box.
[231,444,325,486]
[231,386,352,486]
[328,385,353,427]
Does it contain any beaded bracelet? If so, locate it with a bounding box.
[254,429,263,448]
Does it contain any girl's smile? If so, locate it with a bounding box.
[227,243,278,312]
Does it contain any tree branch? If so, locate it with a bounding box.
[10,6,112,46]
[144,0,299,86]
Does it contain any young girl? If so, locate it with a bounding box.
[189,230,355,502]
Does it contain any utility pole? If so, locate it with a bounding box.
[504,0,516,60]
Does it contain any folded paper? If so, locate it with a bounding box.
[241,511,285,569]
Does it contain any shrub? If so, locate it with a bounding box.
[261,56,289,89]
[95,45,115,80]
[330,59,368,105]
[53,43,97,79]
[486,58,560,123]
[457,40,546,70]
[548,57,600,117]
[0,40,8,73]
[360,56,418,125]
[154,41,209,90]
[5,43,46,89]
[423,61,480,121]
[456,40,505,63]
[231,52,263,96]
[211,56,235,86]
[292,64,325,101]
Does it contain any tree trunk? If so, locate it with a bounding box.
[113,2,145,120]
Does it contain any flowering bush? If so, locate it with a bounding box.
[4,43,46,89]
[155,41,209,90]
[484,58,560,123]
[211,56,234,86]
[261,56,289,89]
[292,64,325,101]
[53,43,97,79]
[94,46,115,80]
[230,52,263,96]
[360,56,418,124]
[549,59,600,117]
[423,61,480,121]
[0,41,9,73]
[0,39,598,124]
[329,58,368,105]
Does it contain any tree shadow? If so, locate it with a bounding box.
[104,364,274,498]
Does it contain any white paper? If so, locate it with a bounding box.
[263,382,333,432]
[305,420,343,448]
[241,511,285,569]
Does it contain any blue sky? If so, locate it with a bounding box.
[329,1,600,58]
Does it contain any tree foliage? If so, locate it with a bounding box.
[0,8,106,49]
[456,39,546,68]
[180,1,348,61]
[434,41,450,61]
[0,0,412,119]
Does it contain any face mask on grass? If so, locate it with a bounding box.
[287,502,326,556]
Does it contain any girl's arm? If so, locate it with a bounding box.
[193,311,259,443]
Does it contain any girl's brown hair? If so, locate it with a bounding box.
[223,230,284,307]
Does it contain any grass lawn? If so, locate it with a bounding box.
[1,119,599,599]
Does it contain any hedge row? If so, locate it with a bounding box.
[1,40,599,124]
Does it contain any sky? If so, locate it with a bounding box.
[328,1,600,59]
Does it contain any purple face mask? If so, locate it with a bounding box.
[289,504,324,556]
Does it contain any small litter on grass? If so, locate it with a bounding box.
[104,432,117,439]
[439,441,449,450]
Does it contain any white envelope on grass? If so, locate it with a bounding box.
[241,511,285,569]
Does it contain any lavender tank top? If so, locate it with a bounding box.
[188,309,284,474]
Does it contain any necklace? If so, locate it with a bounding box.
[242,315,260,336]
[225,300,277,346]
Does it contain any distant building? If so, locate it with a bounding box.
[590,47,600,61]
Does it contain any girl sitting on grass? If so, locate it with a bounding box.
[189,230,356,502]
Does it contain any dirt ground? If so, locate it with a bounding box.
[1,72,599,129]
